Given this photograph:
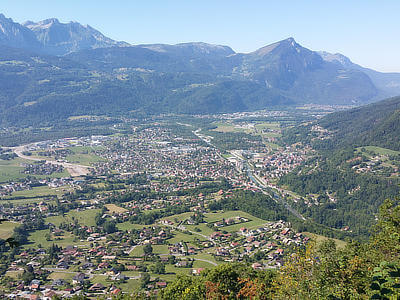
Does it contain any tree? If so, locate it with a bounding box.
[161,275,205,300]
[152,261,165,275]
[103,220,117,234]
[140,272,150,289]
[143,244,153,257]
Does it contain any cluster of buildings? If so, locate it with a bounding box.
[21,162,64,176]
[90,126,240,188]
[251,145,312,181]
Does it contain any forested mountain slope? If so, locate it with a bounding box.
[318,96,400,150]
[279,97,400,237]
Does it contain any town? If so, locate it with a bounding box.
[0,116,322,298]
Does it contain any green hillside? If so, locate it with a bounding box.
[318,96,400,150]
[279,96,400,237]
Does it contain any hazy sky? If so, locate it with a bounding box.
[2,1,400,72]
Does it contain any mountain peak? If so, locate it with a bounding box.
[251,37,300,57]
[318,51,355,68]
[175,42,235,56]
[24,18,61,30]
[0,13,42,50]
[282,37,296,43]
[41,18,60,24]
[22,17,129,55]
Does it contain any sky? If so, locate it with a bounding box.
[1,0,400,72]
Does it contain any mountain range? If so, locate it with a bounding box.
[0,13,400,125]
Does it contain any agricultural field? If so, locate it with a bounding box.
[105,203,128,213]
[24,229,90,249]
[2,185,65,200]
[203,210,267,232]
[0,157,35,183]
[211,122,249,133]
[0,221,19,239]
[0,156,71,184]
[357,146,400,157]
[30,146,105,166]
[46,208,101,227]
[64,146,106,166]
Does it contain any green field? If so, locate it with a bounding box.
[303,232,347,249]
[25,229,90,248]
[66,146,105,165]
[159,210,267,237]
[0,158,27,182]
[129,245,144,257]
[211,121,282,141]
[0,221,19,239]
[203,211,267,232]
[211,123,246,133]
[3,185,67,200]
[0,156,70,184]
[48,272,76,281]
[192,253,218,265]
[30,146,105,167]
[254,122,281,131]
[160,212,193,224]
[357,146,400,157]
[46,208,101,227]
[0,157,40,183]
[117,222,148,231]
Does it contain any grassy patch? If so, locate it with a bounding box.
[159,212,193,224]
[192,253,219,265]
[119,278,141,291]
[117,222,148,231]
[5,270,23,278]
[46,208,101,227]
[129,245,144,257]
[25,229,89,249]
[105,203,128,213]
[65,146,105,166]
[357,146,400,156]
[0,157,30,183]
[152,244,170,255]
[303,232,347,249]
[0,221,19,239]
[48,272,76,281]
[3,185,63,199]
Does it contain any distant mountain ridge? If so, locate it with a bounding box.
[23,18,129,55]
[318,51,400,98]
[0,13,42,51]
[0,14,129,55]
[0,13,400,125]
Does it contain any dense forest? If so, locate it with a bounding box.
[318,96,400,151]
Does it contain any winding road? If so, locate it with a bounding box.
[13,145,92,177]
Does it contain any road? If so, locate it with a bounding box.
[160,222,217,245]
[193,126,305,221]
[193,258,217,266]
[245,162,306,221]
[13,145,92,177]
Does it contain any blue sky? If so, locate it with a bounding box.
[1,1,400,72]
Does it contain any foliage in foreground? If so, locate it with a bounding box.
[155,199,398,299]
[60,198,400,299]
